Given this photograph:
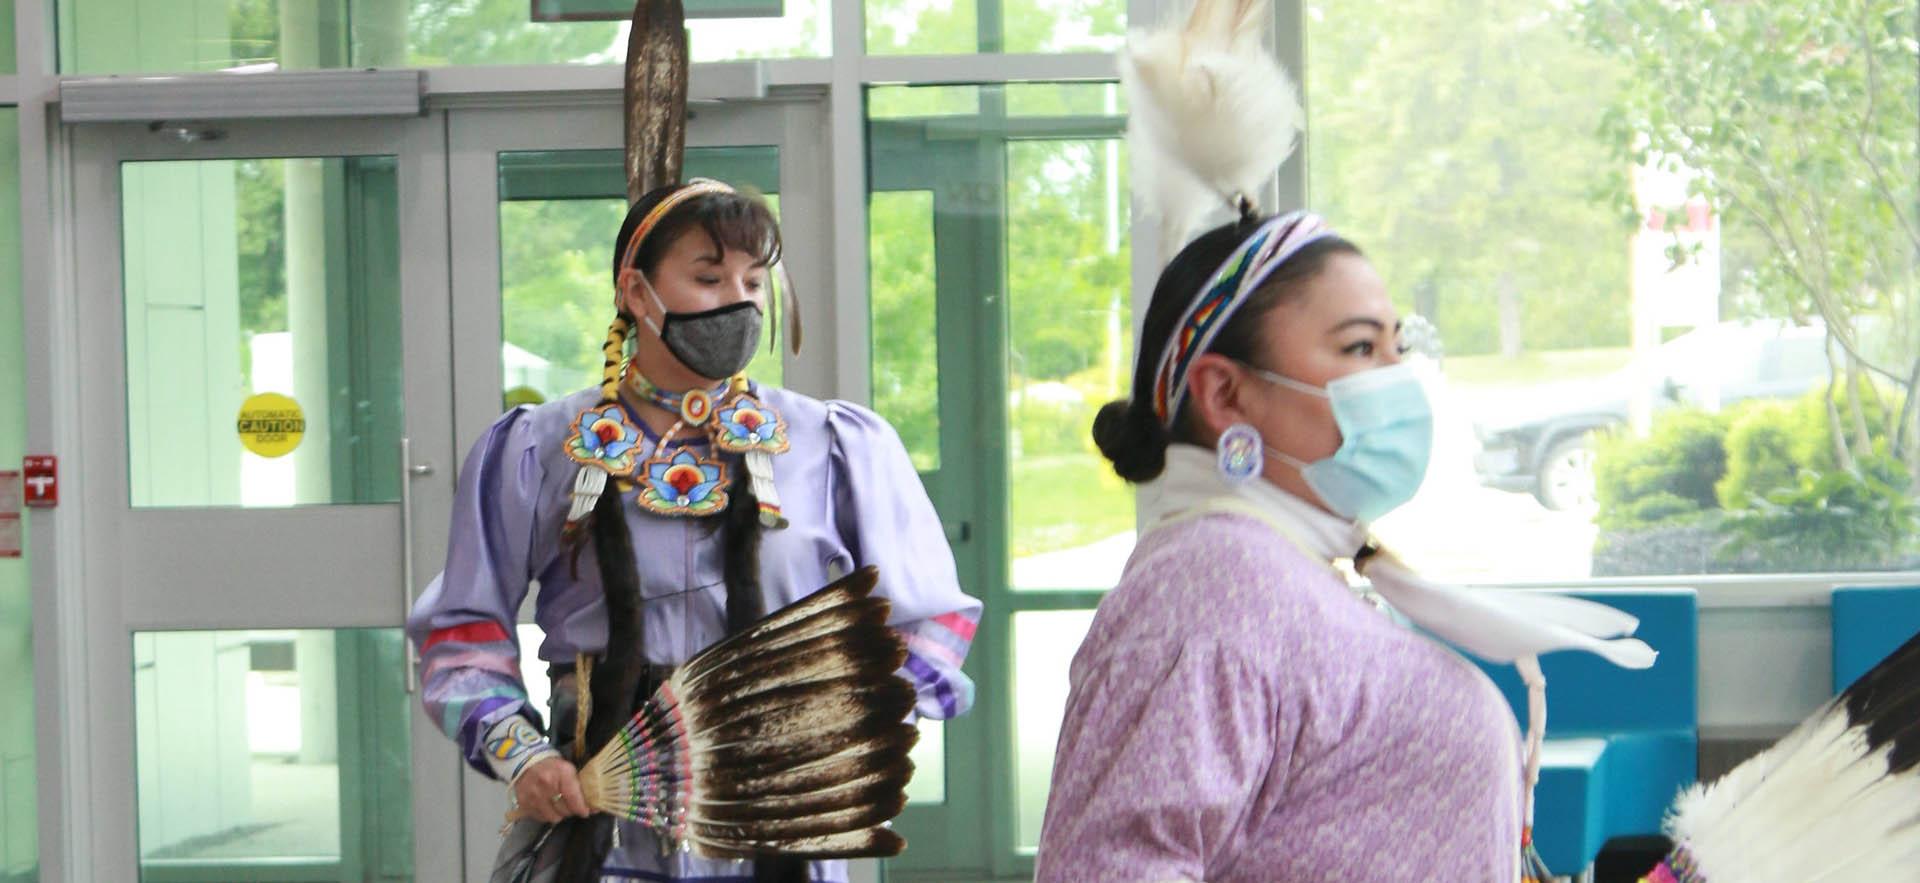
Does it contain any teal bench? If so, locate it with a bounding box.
[1466,588,1699,876]
[1831,584,1920,691]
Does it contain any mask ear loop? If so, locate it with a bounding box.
[1240,363,1328,475]
[629,268,672,340]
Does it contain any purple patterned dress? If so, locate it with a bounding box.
[1036,512,1523,882]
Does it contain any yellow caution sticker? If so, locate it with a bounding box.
[236,393,306,458]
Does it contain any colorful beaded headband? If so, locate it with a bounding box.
[618,179,738,279]
[1150,211,1334,427]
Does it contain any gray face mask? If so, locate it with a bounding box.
[640,276,765,380]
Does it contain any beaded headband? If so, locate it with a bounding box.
[617,178,738,280]
[1150,210,1334,427]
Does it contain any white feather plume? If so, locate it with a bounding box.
[1659,630,1920,881]
[1122,0,1304,260]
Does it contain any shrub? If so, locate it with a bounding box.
[1719,453,1918,572]
[1715,401,1801,511]
[1594,408,1731,531]
[1717,386,1896,510]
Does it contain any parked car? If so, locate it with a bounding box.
[1472,320,1831,511]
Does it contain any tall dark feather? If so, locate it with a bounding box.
[624,0,688,201]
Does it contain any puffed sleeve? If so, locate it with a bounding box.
[825,401,982,720]
[405,406,551,777]
[1034,639,1285,883]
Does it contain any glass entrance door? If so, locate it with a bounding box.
[69,115,462,881]
[867,82,1129,879]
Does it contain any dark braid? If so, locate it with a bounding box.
[550,466,806,881]
[718,464,809,883]
[552,487,647,880]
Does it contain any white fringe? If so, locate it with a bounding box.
[568,467,608,523]
[747,450,787,529]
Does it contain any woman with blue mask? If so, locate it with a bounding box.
[408,180,982,883]
[1037,202,1655,883]
[1034,5,1652,876]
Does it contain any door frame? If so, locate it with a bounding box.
[65,114,463,880]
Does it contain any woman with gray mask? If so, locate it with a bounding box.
[407,180,982,883]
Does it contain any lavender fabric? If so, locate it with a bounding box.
[1035,512,1523,883]
[408,384,981,883]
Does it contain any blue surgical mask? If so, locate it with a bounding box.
[1246,361,1434,523]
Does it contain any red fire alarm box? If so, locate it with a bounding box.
[22,456,56,508]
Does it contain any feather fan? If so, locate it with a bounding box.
[1643,626,1920,881]
[1122,0,1304,259]
[509,567,919,859]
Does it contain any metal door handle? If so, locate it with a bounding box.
[400,437,430,694]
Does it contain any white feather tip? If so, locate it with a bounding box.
[1122,0,1303,254]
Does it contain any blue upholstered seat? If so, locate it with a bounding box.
[1831,584,1920,692]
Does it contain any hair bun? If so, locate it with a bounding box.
[1092,398,1170,483]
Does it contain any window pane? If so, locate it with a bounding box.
[869,190,942,471]
[0,107,37,879]
[122,157,404,509]
[0,0,13,72]
[687,0,831,61]
[866,0,979,54]
[1309,0,1920,579]
[1008,138,1132,591]
[499,148,784,410]
[1006,81,1124,117]
[501,198,630,406]
[869,85,983,120]
[1001,0,1123,53]
[57,0,822,73]
[902,718,947,804]
[134,629,413,878]
[864,0,1123,54]
[1012,609,1094,852]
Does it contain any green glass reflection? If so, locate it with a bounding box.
[57,0,821,73]
[1006,82,1125,117]
[121,157,404,509]
[499,148,784,410]
[866,0,979,54]
[0,107,38,881]
[1006,138,1132,590]
[864,0,1123,55]
[868,190,942,472]
[134,628,413,880]
[0,0,15,72]
[868,86,982,120]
